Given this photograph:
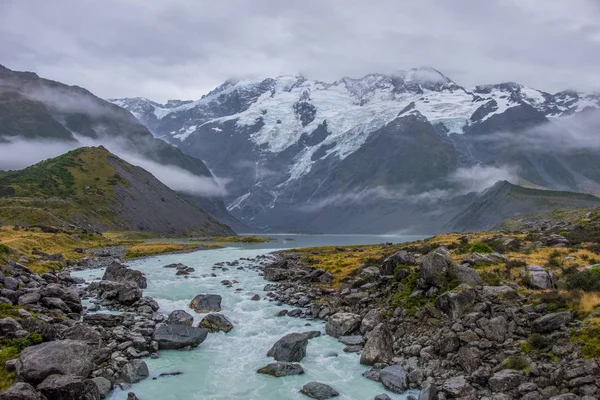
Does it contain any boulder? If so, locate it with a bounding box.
[477,316,508,343]
[379,365,408,394]
[62,324,102,346]
[189,294,222,313]
[267,333,308,362]
[360,323,393,365]
[40,284,82,313]
[256,362,304,377]
[263,268,288,281]
[0,317,23,337]
[82,314,124,328]
[153,324,209,349]
[91,377,111,398]
[441,375,475,397]
[522,265,557,289]
[532,312,572,333]
[120,360,149,384]
[166,310,194,326]
[17,292,41,306]
[380,250,416,276]
[419,251,451,288]
[488,370,526,392]
[418,382,438,400]
[199,313,234,333]
[449,265,484,287]
[435,284,477,319]
[374,395,391,400]
[360,309,383,335]
[37,374,100,400]
[102,261,147,289]
[41,297,71,313]
[0,382,47,400]
[325,313,361,338]
[17,340,94,385]
[299,382,339,399]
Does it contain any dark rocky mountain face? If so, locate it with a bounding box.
[0,64,241,231]
[111,68,600,233]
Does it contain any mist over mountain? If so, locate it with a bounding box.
[0,64,243,231]
[112,67,600,232]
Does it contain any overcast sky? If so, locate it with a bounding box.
[1,0,599,102]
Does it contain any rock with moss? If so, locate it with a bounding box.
[435,284,477,319]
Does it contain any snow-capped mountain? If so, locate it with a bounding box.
[111,67,600,232]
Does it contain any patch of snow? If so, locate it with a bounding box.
[172,125,197,141]
[211,127,223,132]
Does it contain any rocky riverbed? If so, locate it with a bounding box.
[259,232,600,400]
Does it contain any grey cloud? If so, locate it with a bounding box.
[0,138,228,198]
[1,0,599,102]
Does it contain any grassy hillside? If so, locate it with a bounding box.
[0,146,234,236]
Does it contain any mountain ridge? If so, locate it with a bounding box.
[0,146,235,235]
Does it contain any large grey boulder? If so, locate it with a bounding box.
[256,362,304,377]
[449,265,484,287]
[18,292,41,306]
[419,250,451,288]
[82,314,124,328]
[380,365,408,394]
[190,294,222,313]
[263,268,288,281]
[477,316,508,343]
[325,313,361,338]
[40,284,82,313]
[120,360,149,384]
[488,370,526,392]
[441,375,475,397]
[522,265,557,289]
[532,311,572,333]
[37,374,100,400]
[91,377,111,398]
[267,333,308,362]
[17,340,94,385]
[360,309,383,335]
[360,323,393,365]
[62,324,103,346]
[166,310,194,326]
[418,382,438,400]
[153,324,209,349]
[300,382,339,399]
[199,313,234,333]
[0,382,47,400]
[0,317,23,337]
[380,250,416,276]
[41,297,71,313]
[435,284,477,319]
[102,261,147,289]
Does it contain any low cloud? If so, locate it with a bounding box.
[449,165,519,193]
[0,138,228,198]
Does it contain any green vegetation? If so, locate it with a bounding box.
[0,331,43,390]
[564,265,600,292]
[469,242,494,254]
[572,317,600,358]
[503,355,530,371]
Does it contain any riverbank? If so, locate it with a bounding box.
[260,229,600,399]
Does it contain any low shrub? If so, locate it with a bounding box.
[564,266,600,292]
[469,242,494,254]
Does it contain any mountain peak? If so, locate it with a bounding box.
[404,66,450,84]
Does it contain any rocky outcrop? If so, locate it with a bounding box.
[166,310,194,326]
[379,365,408,394]
[299,382,339,399]
[102,261,147,289]
[256,362,304,377]
[120,360,150,384]
[360,323,393,365]
[198,313,234,333]
[37,374,101,400]
[16,340,94,385]
[190,294,222,313]
[435,284,477,319]
[325,313,361,338]
[0,383,47,400]
[380,250,417,276]
[266,333,308,362]
[152,324,209,349]
[532,311,572,333]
